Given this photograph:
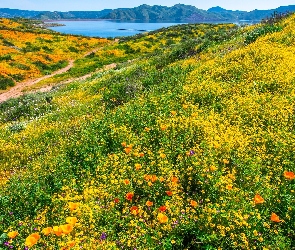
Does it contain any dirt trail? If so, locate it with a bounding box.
[37,63,117,93]
[0,47,108,104]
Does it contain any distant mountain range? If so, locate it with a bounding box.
[1,4,295,21]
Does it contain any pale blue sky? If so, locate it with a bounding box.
[1,0,294,11]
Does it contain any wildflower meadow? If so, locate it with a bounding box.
[0,13,294,250]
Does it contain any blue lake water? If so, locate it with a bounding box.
[47,20,254,38]
[48,21,188,38]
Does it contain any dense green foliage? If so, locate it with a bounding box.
[0,75,14,90]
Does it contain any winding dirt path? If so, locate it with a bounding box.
[0,47,109,104]
[0,60,74,103]
[37,63,117,93]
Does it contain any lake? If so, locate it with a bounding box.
[47,20,251,38]
[48,20,188,38]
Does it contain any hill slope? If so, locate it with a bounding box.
[0,13,294,249]
[0,18,108,90]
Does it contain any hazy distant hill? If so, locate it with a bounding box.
[0,8,42,18]
[103,4,221,21]
[0,4,295,21]
[34,10,112,20]
[207,5,295,20]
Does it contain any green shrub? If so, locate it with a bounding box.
[245,25,283,45]
[0,76,14,90]
[0,93,55,122]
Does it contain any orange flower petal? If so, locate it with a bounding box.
[284,171,295,180]
[130,206,139,215]
[166,191,173,196]
[158,213,168,223]
[270,213,281,223]
[146,200,153,207]
[126,192,134,201]
[190,200,198,207]
[42,227,53,236]
[254,194,265,204]
[61,224,73,234]
[7,231,18,239]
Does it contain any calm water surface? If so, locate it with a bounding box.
[48,21,188,38]
[48,20,258,38]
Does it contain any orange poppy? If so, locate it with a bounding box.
[121,142,127,147]
[171,176,178,183]
[284,171,295,180]
[158,213,168,223]
[25,233,40,247]
[210,166,218,171]
[124,147,132,154]
[223,159,229,164]
[130,206,139,215]
[166,191,173,196]
[114,198,120,203]
[146,200,153,207]
[270,213,281,223]
[68,202,79,211]
[159,206,167,212]
[124,179,130,185]
[151,175,157,182]
[42,227,53,236]
[254,194,265,204]
[139,152,145,157]
[67,240,76,248]
[135,164,142,170]
[61,224,73,234]
[66,217,78,225]
[190,200,198,207]
[7,231,18,239]
[53,226,63,236]
[171,111,177,116]
[160,125,167,131]
[126,192,134,201]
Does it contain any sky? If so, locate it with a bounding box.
[1,0,295,12]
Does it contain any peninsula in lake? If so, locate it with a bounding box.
[1,4,295,21]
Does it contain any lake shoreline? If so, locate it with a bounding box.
[43,19,246,23]
[44,19,115,22]
[46,20,260,38]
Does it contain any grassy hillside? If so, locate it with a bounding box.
[0,18,108,90]
[35,22,237,88]
[0,14,294,249]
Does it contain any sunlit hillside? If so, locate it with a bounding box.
[0,18,108,90]
[0,13,294,249]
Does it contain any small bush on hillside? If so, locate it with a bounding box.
[245,24,283,45]
[0,93,55,122]
[0,76,14,90]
